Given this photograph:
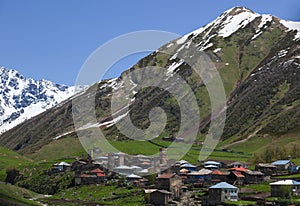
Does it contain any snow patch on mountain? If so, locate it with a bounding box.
[257,14,273,31]
[218,9,259,37]
[174,7,260,56]
[251,14,273,40]
[277,49,289,58]
[280,20,300,39]
[166,59,184,77]
[213,48,222,53]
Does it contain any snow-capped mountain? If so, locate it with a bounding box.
[172,7,300,53]
[1,7,300,154]
[0,67,77,133]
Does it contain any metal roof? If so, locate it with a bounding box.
[271,160,291,165]
[154,190,172,195]
[180,163,197,168]
[54,161,71,166]
[126,174,142,179]
[158,173,175,179]
[130,165,143,170]
[204,165,219,169]
[210,182,237,189]
[144,189,171,194]
[114,165,132,170]
[139,169,149,173]
[204,161,221,165]
[256,163,276,168]
[244,170,264,175]
[270,179,300,186]
[188,168,212,175]
[177,160,188,165]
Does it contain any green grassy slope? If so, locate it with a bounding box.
[0,182,40,206]
[25,136,86,161]
[0,146,32,181]
[41,184,144,206]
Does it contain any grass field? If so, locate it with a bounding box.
[42,184,144,206]
[243,182,270,193]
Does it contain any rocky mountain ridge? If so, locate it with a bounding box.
[0,67,79,134]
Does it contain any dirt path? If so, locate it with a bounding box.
[223,127,261,149]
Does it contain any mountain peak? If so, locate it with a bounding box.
[215,7,259,38]
[176,6,300,47]
[225,6,256,15]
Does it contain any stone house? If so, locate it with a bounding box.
[75,168,106,185]
[75,174,97,185]
[206,182,238,206]
[243,170,264,184]
[187,169,212,184]
[155,173,182,199]
[227,171,244,186]
[255,163,277,176]
[211,170,227,182]
[271,160,295,171]
[270,179,300,197]
[145,189,172,206]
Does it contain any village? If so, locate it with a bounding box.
[45,146,300,206]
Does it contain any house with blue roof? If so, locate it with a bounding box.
[205,182,238,205]
[180,163,197,172]
[271,160,295,171]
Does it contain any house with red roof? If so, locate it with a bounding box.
[211,170,227,182]
[227,171,245,186]
[75,168,106,185]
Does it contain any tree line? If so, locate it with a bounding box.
[252,143,300,163]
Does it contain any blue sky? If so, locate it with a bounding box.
[0,0,299,86]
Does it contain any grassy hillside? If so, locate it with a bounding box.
[0,183,40,206]
[41,184,144,206]
[21,135,252,164]
[25,135,86,161]
[224,132,300,154]
[0,146,32,181]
